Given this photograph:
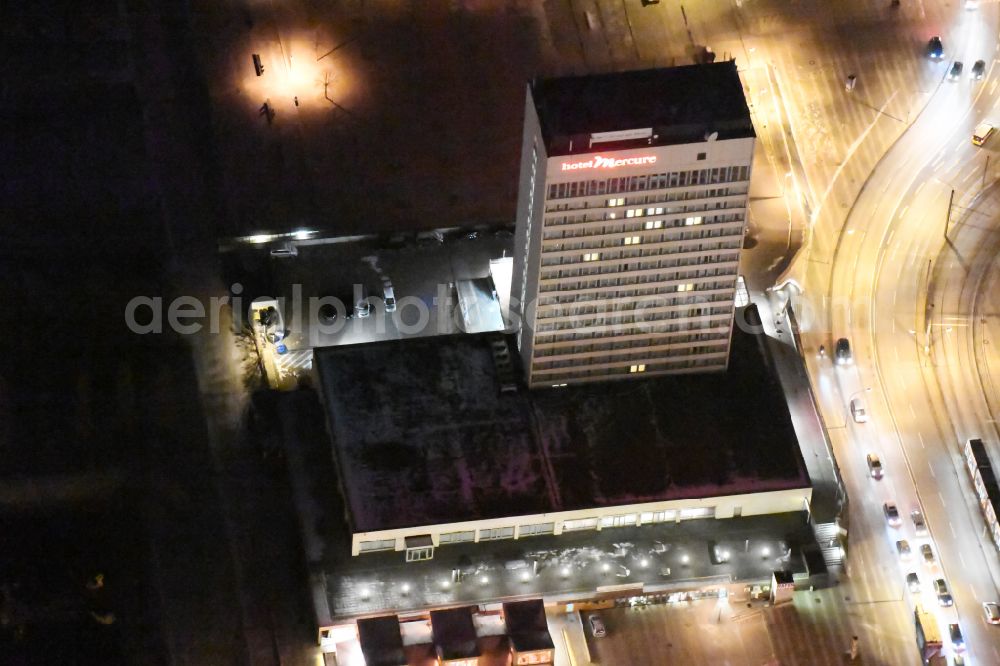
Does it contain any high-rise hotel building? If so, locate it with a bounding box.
[511,62,755,388]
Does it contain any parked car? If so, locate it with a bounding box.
[949,61,964,81]
[983,601,1000,625]
[884,501,902,527]
[928,36,945,59]
[835,338,852,364]
[921,543,937,567]
[896,539,912,560]
[911,509,928,536]
[972,59,986,79]
[950,623,965,650]
[867,454,884,479]
[588,614,606,638]
[906,572,921,594]
[935,579,954,607]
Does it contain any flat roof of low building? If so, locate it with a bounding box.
[430,607,479,661]
[532,62,755,156]
[502,600,553,653]
[316,306,810,534]
[357,616,405,666]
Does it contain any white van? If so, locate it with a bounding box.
[973,122,995,146]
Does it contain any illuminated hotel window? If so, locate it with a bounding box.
[646,207,664,215]
[625,209,639,218]
[684,216,703,226]
[629,364,646,373]
[607,197,625,207]
[623,236,641,245]
[677,283,694,292]
[583,253,601,262]
[644,220,663,230]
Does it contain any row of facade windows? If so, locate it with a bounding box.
[547,165,751,200]
[542,220,743,246]
[536,291,734,320]
[544,203,745,227]
[539,253,739,281]
[533,331,729,358]
[537,266,738,294]
[534,304,733,334]
[357,508,726,553]
[536,316,731,344]
[533,343,729,371]
[546,182,745,212]
[537,279,734,306]
[540,239,743,267]
[536,355,726,383]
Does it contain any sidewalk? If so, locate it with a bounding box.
[546,610,592,666]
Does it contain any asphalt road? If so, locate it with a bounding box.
[793,2,1000,663]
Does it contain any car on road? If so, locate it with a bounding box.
[911,509,927,536]
[921,543,937,567]
[867,454,884,479]
[884,501,902,527]
[973,122,995,146]
[950,623,965,650]
[850,398,869,423]
[972,59,986,80]
[588,614,606,638]
[949,61,964,81]
[835,338,852,364]
[928,36,944,59]
[906,572,921,593]
[984,601,1000,624]
[934,579,954,606]
[896,540,912,560]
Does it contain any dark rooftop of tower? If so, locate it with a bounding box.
[531,62,755,156]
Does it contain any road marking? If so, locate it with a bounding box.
[960,551,967,567]
[950,521,957,538]
[940,491,947,508]
[892,319,896,333]
[915,182,925,197]
[929,461,936,478]
[992,77,1000,96]
[962,168,978,185]
[956,139,966,152]
[895,345,900,362]
[899,205,909,219]
[918,432,925,449]
[909,403,916,417]
[893,291,897,306]
[971,583,979,602]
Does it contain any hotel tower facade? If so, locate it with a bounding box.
[511,62,756,388]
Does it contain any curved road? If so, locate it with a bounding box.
[799,3,1000,662]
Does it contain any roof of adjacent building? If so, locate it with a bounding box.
[430,607,480,660]
[357,616,406,666]
[502,600,554,653]
[531,62,755,156]
[316,305,811,534]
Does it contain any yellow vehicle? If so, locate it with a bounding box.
[973,122,995,146]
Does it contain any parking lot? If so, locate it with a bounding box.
[575,587,915,665]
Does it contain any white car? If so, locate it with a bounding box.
[984,602,1000,624]
[911,509,927,537]
[850,398,869,423]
